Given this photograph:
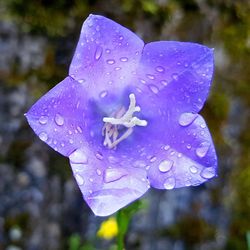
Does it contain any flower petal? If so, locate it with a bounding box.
[69,147,149,216]
[69,14,144,98]
[145,114,217,189]
[135,41,214,113]
[26,77,89,157]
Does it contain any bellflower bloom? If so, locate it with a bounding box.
[26,14,217,216]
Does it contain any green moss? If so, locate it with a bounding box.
[164,214,216,248]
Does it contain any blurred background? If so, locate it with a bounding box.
[0,0,250,249]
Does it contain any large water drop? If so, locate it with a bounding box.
[189,165,198,174]
[104,168,126,183]
[69,148,88,164]
[55,114,64,126]
[159,160,173,173]
[39,115,48,125]
[179,113,198,126]
[201,167,215,179]
[39,132,48,141]
[164,177,176,190]
[75,174,84,185]
[196,142,210,158]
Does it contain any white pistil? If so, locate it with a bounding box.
[102,93,147,149]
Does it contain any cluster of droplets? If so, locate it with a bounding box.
[136,47,211,101]
[38,111,85,151]
[69,148,149,195]
[178,112,211,158]
[145,135,214,190]
[92,45,134,100]
[38,113,64,142]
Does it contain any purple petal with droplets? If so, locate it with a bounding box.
[69,147,149,216]
[135,41,214,113]
[26,77,89,157]
[69,14,144,99]
[145,114,217,189]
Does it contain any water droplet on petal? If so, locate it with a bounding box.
[140,79,146,84]
[76,126,83,133]
[146,74,155,80]
[161,80,168,86]
[87,21,93,28]
[172,73,179,81]
[177,153,182,158]
[96,25,100,31]
[200,123,206,129]
[105,49,111,54]
[69,149,88,164]
[201,167,215,179]
[104,168,126,183]
[107,59,115,65]
[170,151,175,156]
[155,66,165,73]
[190,165,198,174]
[185,180,192,186]
[196,142,210,158]
[55,114,64,126]
[159,160,173,172]
[95,152,103,160]
[78,79,85,83]
[164,177,176,190]
[39,115,48,125]
[163,145,170,151]
[149,84,159,94]
[75,174,84,185]
[115,67,121,71]
[120,57,128,62]
[186,144,192,150]
[94,46,103,60]
[39,132,48,141]
[99,91,108,98]
[96,169,102,176]
[179,113,198,126]
[149,156,157,162]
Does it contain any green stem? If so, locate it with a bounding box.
[117,228,124,250]
[116,210,128,250]
[115,201,144,250]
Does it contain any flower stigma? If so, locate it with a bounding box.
[102,93,147,149]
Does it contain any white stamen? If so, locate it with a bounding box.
[102,93,147,149]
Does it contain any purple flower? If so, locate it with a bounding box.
[26,14,217,216]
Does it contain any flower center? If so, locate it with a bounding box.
[102,93,147,149]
